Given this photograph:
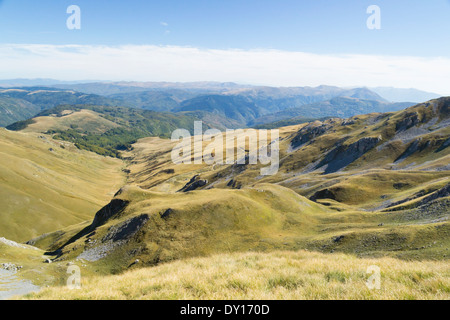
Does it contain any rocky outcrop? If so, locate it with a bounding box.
[179,175,208,192]
[46,199,130,256]
[417,184,450,207]
[290,123,331,150]
[160,208,174,220]
[316,136,382,174]
[385,189,428,210]
[395,112,420,132]
[76,214,150,262]
[384,184,449,211]
[436,137,450,153]
[310,188,337,202]
[102,214,150,242]
[1,263,23,272]
[227,179,242,189]
[1,237,39,250]
[395,138,430,163]
[91,199,130,229]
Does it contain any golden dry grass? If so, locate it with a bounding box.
[21,250,450,300]
[0,128,125,242]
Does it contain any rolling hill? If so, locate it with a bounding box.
[7,104,205,158]
[0,128,124,242]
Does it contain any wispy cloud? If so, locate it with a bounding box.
[0,44,449,95]
[160,22,169,27]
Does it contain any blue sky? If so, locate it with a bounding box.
[0,0,449,93]
[1,0,450,55]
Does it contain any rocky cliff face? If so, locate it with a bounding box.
[316,136,382,174]
[395,112,421,132]
[290,122,332,150]
[91,199,130,230]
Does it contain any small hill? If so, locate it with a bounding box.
[7,104,204,158]
[32,183,330,273]
[21,109,120,134]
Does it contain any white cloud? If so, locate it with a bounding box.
[160,22,169,27]
[0,44,449,95]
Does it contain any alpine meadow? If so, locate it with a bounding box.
[0,1,449,306]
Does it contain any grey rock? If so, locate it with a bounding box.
[290,123,331,150]
[179,175,208,192]
[1,263,23,272]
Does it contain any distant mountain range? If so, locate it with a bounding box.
[248,97,414,126]
[370,87,441,103]
[0,78,100,87]
[0,80,444,130]
[0,79,441,100]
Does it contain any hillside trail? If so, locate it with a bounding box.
[0,237,42,300]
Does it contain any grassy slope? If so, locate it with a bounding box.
[43,184,329,273]
[33,99,449,279]
[0,242,66,290]
[213,99,449,206]
[0,128,125,242]
[4,98,449,300]
[22,250,449,300]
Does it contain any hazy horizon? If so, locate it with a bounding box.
[0,78,445,97]
[0,1,449,95]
